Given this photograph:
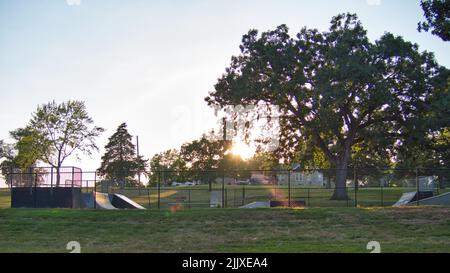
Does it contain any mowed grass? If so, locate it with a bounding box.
[0,188,10,209]
[0,207,449,253]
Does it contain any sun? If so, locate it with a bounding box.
[229,140,256,160]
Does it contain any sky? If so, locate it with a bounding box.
[0,0,449,186]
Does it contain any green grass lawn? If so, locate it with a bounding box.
[0,207,449,252]
[0,188,10,209]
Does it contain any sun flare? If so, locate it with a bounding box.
[229,140,256,160]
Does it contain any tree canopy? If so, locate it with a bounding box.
[418,0,450,41]
[205,13,449,199]
[28,100,104,185]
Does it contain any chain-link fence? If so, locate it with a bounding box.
[2,168,450,209]
[94,168,450,209]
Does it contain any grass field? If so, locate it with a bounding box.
[0,207,449,252]
[0,188,9,209]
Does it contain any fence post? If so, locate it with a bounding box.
[188,188,191,209]
[72,167,74,188]
[147,188,151,209]
[416,168,419,206]
[354,168,357,208]
[34,172,38,208]
[222,169,225,208]
[307,188,310,207]
[242,186,245,206]
[50,167,53,190]
[288,170,291,207]
[381,180,384,207]
[94,173,97,209]
[8,166,13,189]
[225,188,227,208]
[158,171,161,209]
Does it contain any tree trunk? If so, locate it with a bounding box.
[330,149,351,200]
[331,166,349,200]
[56,166,61,187]
[56,152,62,187]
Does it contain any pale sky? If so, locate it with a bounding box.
[0,0,449,185]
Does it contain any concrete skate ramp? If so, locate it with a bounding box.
[413,192,450,206]
[111,193,145,209]
[240,201,271,208]
[95,192,117,209]
[393,191,434,207]
[393,192,417,207]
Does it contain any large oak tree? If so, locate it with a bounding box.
[205,13,448,199]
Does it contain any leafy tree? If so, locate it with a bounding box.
[0,129,45,186]
[418,0,450,41]
[0,140,15,185]
[9,128,43,170]
[205,13,448,199]
[148,149,189,186]
[180,134,233,189]
[181,136,225,169]
[98,123,147,188]
[27,100,104,185]
[0,128,43,170]
[247,151,280,170]
[220,153,249,181]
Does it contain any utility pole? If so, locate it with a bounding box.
[222,117,226,208]
[136,136,141,192]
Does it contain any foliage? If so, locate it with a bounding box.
[27,100,104,185]
[247,151,281,170]
[148,149,189,185]
[418,0,450,41]
[205,13,448,199]
[0,129,43,185]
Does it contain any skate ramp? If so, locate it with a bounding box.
[111,193,146,209]
[393,191,434,207]
[393,192,417,207]
[240,201,271,208]
[413,192,450,206]
[94,192,117,209]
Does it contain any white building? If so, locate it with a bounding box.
[277,164,325,186]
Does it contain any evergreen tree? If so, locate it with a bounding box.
[98,123,147,188]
